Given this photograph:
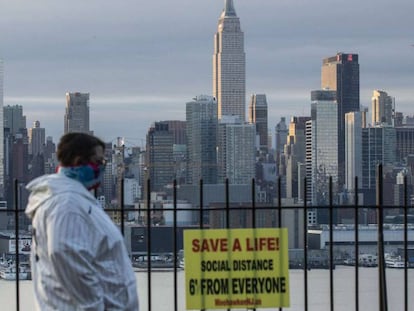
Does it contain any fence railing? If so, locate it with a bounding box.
[5,168,414,311]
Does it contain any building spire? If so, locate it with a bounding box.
[222,0,237,17]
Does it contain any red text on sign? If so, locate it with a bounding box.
[192,238,229,252]
[246,237,279,251]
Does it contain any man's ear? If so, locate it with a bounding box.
[72,156,84,166]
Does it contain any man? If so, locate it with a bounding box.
[26,133,139,310]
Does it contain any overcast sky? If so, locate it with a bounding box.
[1,0,413,146]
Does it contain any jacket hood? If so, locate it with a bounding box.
[25,174,96,219]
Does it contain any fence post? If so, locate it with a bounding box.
[199,179,203,228]
[303,178,308,311]
[14,179,20,311]
[354,176,359,311]
[225,179,230,311]
[403,175,408,311]
[173,180,178,311]
[199,179,205,311]
[376,164,388,311]
[278,177,283,311]
[225,179,230,229]
[251,178,256,311]
[278,176,282,226]
[146,178,152,311]
[120,178,125,236]
[328,176,334,311]
[252,178,256,228]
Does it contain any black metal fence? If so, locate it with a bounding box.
[6,170,414,311]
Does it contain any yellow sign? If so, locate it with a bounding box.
[184,228,290,310]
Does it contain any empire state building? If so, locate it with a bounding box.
[213,0,246,121]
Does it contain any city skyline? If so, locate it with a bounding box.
[1,0,413,145]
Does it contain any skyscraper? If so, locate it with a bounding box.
[345,111,363,192]
[372,90,394,126]
[213,0,246,120]
[11,131,29,183]
[28,120,46,156]
[305,119,313,204]
[361,126,396,193]
[275,117,288,178]
[28,121,46,180]
[146,122,174,191]
[321,53,359,115]
[321,52,359,190]
[64,92,91,134]
[0,60,4,198]
[163,120,187,145]
[162,120,187,185]
[186,95,218,184]
[43,136,57,175]
[396,126,414,163]
[248,94,268,154]
[3,105,26,135]
[311,90,339,206]
[217,116,255,184]
[285,116,310,199]
[3,104,28,204]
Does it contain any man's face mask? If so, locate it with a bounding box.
[57,162,105,190]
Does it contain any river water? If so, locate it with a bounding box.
[0,266,412,310]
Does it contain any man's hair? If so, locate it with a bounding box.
[57,132,105,166]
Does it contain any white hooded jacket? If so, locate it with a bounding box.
[25,173,139,311]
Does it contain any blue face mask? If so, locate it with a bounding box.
[58,163,105,190]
